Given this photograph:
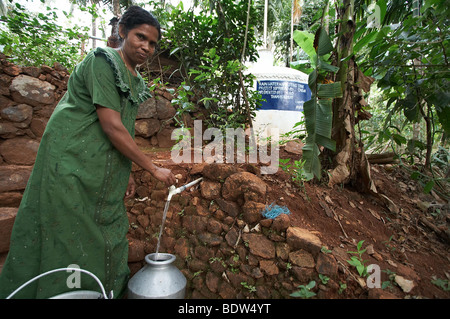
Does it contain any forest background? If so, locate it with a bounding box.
[0,0,448,200]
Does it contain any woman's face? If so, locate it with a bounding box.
[120,24,159,68]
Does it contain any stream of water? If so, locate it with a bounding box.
[153,178,203,261]
[154,199,171,261]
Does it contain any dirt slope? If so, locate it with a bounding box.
[150,146,450,299]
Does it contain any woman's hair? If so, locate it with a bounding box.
[118,6,161,41]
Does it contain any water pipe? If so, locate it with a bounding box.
[167,177,203,201]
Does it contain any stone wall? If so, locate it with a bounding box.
[127,163,340,299]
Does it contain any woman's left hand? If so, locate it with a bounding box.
[124,175,136,199]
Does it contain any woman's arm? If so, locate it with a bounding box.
[96,105,176,186]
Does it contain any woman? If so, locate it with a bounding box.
[0,6,175,299]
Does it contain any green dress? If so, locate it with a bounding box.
[0,47,151,299]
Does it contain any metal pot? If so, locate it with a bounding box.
[50,290,104,299]
[127,253,186,299]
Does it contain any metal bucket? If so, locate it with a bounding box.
[127,253,186,299]
[50,290,104,299]
[6,267,109,299]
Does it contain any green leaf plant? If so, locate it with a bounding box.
[347,240,369,277]
[0,2,88,71]
[294,26,342,180]
[356,0,450,170]
[154,0,263,131]
[290,280,317,299]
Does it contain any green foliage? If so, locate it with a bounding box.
[338,282,347,294]
[278,158,309,187]
[279,118,306,142]
[431,276,450,292]
[189,47,259,130]
[348,0,449,197]
[278,158,292,172]
[171,81,196,127]
[153,0,262,130]
[240,281,256,293]
[319,274,330,285]
[286,0,448,195]
[346,240,369,277]
[291,30,316,74]
[290,280,317,299]
[0,1,89,71]
[381,269,396,290]
[293,27,341,180]
[355,0,449,162]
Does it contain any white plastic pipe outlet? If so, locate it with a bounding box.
[167,177,203,201]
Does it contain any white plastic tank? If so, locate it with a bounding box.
[247,49,311,138]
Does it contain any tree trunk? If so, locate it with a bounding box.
[328,0,376,193]
[107,0,121,48]
[412,0,432,169]
[113,0,120,16]
[422,102,433,168]
[92,17,97,49]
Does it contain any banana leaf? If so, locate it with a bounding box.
[302,142,321,181]
[293,30,317,68]
[316,27,334,56]
[303,99,336,153]
[300,27,341,180]
[318,82,343,99]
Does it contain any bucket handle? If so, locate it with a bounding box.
[6,267,109,299]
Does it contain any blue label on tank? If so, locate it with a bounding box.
[257,80,311,111]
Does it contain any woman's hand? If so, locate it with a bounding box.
[152,166,176,186]
[124,175,136,199]
[96,106,177,188]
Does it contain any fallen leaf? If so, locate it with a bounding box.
[368,208,381,220]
